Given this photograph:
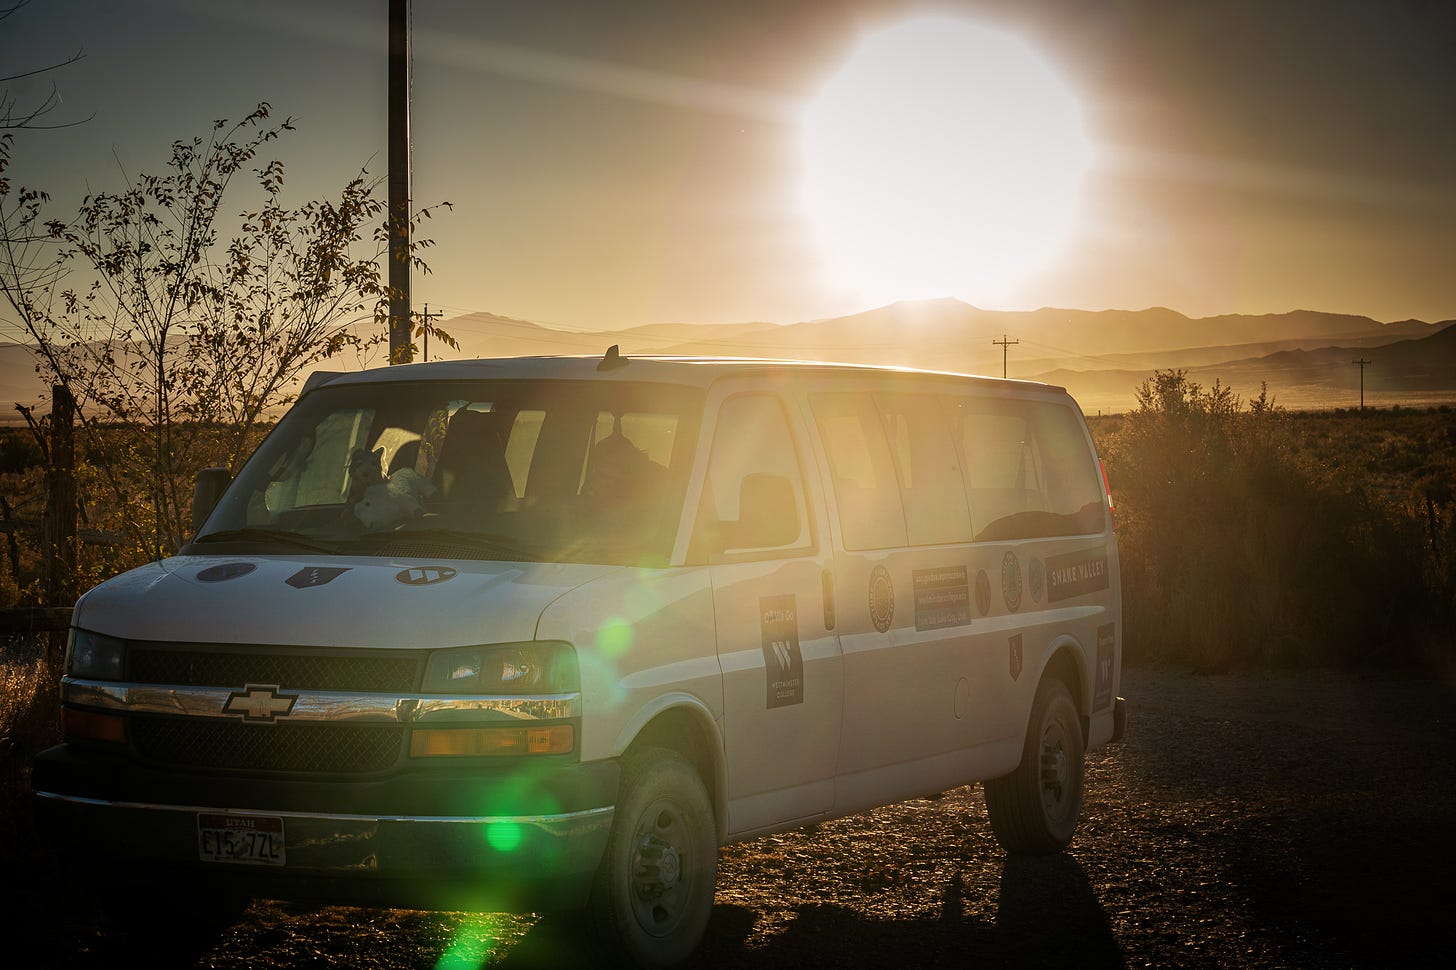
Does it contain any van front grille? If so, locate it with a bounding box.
[128,647,421,693]
[129,717,404,774]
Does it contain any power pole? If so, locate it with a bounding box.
[1352,358,1371,412]
[992,334,1019,379]
[388,0,412,364]
[416,303,443,362]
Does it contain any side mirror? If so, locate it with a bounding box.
[733,473,799,550]
[192,467,232,533]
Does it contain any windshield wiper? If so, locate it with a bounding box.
[355,527,538,560]
[193,528,341,555]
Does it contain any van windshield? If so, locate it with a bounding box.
[192,379,703,566]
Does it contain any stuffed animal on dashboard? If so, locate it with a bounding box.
[353,466,439,530]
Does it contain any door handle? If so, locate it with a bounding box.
[822,569,835,630]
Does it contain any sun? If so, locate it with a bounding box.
[800,17,1092,305]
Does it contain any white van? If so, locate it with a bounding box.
[34,352,1124,967]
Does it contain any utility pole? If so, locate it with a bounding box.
[992,334,1019,379]
[387,0,412,364]
[1352,358,1371,412]
[416,303,443,362]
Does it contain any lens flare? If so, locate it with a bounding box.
[486,822,525,853]
[436,914,499,970]
[598,616,634,658]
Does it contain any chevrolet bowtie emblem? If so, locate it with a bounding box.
[223,684,298,722]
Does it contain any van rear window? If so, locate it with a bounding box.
[945,397,1106,541]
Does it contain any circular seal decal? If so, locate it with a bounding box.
[396,566,458,586]
[975,569,991,616]
[1029,558,1045,604]
[868,565,894,633]
[196,562,256,583]
[1001,551,1023,614]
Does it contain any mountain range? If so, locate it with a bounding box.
[3,300,1453,420]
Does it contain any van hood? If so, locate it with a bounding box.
[72,555,617,649]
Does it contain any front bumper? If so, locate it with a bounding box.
[32,744,618,910]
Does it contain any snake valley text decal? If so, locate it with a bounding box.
[1045,546,1110,603]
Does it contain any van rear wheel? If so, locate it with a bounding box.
[984,677,1085,855]
[588,746,717,968]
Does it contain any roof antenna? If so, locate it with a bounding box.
[598,344,628,372]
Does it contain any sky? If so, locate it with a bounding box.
[3,0,1454,333]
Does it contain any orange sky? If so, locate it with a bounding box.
[3,0,1454,337]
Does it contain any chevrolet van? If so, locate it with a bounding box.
[34,352,1125,967]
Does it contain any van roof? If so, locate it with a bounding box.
[305,353,1067,396]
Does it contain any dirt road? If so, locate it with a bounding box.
[17,667,1456,968]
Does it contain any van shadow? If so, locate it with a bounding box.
[501,853,1123,968]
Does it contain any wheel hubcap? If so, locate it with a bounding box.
[1039,720,1069,811]
[629,804,692,935]
[635,835,682,895]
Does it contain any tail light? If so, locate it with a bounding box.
[1100,460,1116,530]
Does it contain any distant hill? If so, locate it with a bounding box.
[3,300,1451,420]
[1032,321,1456,413]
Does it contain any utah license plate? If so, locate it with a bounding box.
[197,812,286,866]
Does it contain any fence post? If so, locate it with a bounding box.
[44,384,77,661]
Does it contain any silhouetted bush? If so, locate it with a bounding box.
[1101,372,1436,671]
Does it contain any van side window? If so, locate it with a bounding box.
[697,394,811,557]
[946,398,1106,541]
[874,393,973,546]
[809,393,908,551]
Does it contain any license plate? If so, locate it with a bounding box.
[197,812,286,866]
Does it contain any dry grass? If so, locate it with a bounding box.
[0,638,60,866]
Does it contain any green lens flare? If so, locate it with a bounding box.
[486,821,524,852]
[598,616,633,658]
[436,914,497,970]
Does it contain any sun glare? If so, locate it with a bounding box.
[801,17,1092,305]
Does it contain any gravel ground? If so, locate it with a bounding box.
[13,667,1456,969]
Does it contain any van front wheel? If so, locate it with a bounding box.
[984,677,1085,855]
[589,747,717,968]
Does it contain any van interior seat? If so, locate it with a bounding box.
[435,409,514,512]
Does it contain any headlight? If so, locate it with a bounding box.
[423,642,578,694]
[66,629,126,681]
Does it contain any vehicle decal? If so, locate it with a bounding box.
[912,566,970,631]
[395,566,458,586]
[1045,545,1110,602]
[196,562,256,583]
[1094,623,1116,710]
[975,569,991,616]
[1028,557,1045,604]
[1009,633,1024,681]
[760,595,803,708]
[868,565,894,633]
[285,566,351,589]
[1001,552,1023,613]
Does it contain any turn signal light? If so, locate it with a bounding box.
[409,725,575,758]
[61,707,127,744]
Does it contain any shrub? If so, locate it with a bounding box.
[1102,371,1430,671]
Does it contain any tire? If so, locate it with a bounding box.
[588,746,717,968]
[984,676,1085,855]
